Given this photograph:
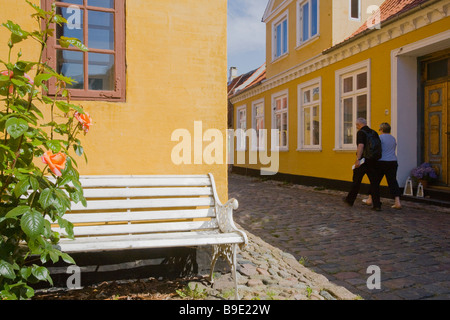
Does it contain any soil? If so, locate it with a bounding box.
[32,276,207,300]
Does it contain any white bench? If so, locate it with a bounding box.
[54,173,248,299]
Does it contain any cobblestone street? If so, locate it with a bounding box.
[229,173,450,300]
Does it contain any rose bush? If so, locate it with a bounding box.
[1,1,90,299]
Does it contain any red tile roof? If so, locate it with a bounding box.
[350,0,433,39]
[228,63,266,98]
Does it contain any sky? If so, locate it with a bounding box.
[227,0,267,77]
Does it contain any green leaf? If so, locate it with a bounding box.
[21,209,45,238]
[38,188,54,209]
[46,139,61,152]
[13,179,31,198]
[6,117,29,139]
[55,101,70,113]
[31,266,53,285]
[5,206,31,219]
[2,20,29,44]
[0,260,16,280]
[34,73,52,87]
[60,252,75,265]
[58,36,88,52]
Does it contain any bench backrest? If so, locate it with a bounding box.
[56,175,222,239]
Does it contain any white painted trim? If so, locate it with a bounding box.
[297,77,322,151]
[390,29,450,187]
[349,0,361,21]
[230,0,449,105]
[272,9,290,62]
[334,59,371,151]
[236,105,247,151]
[271,89,290,151]
[251,98,266,151]
[296,0,320,47]
[263,0,293,23]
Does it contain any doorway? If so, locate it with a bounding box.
[421,51,449,186]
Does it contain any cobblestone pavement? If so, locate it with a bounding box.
[228,173,450,300]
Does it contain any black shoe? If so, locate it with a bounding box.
[371,207,382,212]
[342,197,353,207]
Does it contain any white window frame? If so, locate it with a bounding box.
[349,0,361,21]
[335,59,371,151]
[236,105,247,151]
[297,0,320,47]
[272,10,289,61]
[271,89,289,151]
[298,77,322,151]
[251,98,266,151]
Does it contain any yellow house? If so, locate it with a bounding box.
[230,0,450,194]
[0,0,229,199]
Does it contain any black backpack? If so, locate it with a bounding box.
[363,129,382,160]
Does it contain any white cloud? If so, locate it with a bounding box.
[227,0,267,73]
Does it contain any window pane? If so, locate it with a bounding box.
[88,11,114,50]
[356,72,367,89]
[304,90,310,104]
[57,50,84,89]
[88,53,115,90]
[312,106,320,145]
[276,99,281,111]
[351,0,360,19]
[57,7,84,44]
[343,98,353,144]
[282,112,288,147]
[282,97,287,109]
[312,87,320,101]
[59,0,83,5]
[427,59,448,80]
[88,0,114,8]
[282,20,288,54]
[304,107,311,146]
[343,76,353,93]
[311,0,318,36]
[276,24,282,57]
[357,95,367,119]
[302,3,309,41]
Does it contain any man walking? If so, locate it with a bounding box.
[344,118,382,211]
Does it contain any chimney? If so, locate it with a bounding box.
[229,67,238,82]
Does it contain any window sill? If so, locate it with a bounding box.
[296,34,320,50]
[297,148,322,152]
[271,52,289,64]
[333,147,357,153]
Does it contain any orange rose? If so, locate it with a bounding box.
[74,111,93,133]
[41,151,67,177]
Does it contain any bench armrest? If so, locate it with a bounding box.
[208,174,248,248]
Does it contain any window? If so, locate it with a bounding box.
[252,99,265,150]
[236,105,247,151]
[350,0,361,20]
[272,90,289,151]
[298,78,321,150]
[297,0,319,45]
[272,11,288,60]
[335,60,371,149]
[43,0,126,101]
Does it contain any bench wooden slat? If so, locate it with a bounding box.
[70,197,214,211]
[82,187,213,199]
[57,231,244,252]
[78,176,211,188]
[55,219,219,237]
[59,208,215,224]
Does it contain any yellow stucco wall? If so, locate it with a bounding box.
[0,0,229,199]
[234,11,450,185]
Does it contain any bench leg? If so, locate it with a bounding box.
[210,244,240,300]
